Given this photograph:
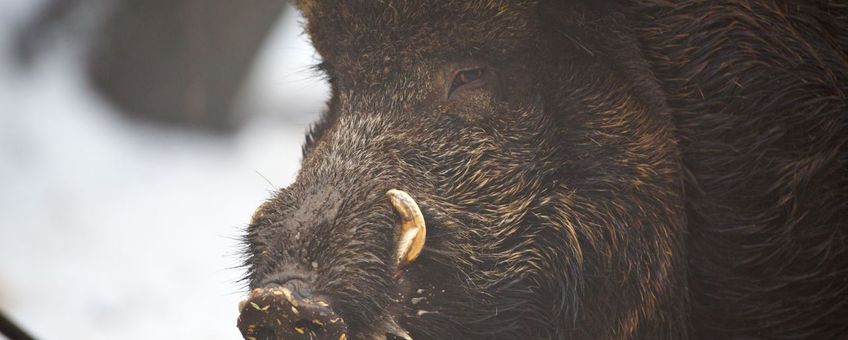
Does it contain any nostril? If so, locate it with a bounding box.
[251,325,277,339]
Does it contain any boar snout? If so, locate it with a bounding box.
[237,279,348,340]
[239,187,429,339]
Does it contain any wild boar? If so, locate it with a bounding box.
[238,1,848,339]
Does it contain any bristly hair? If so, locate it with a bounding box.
[238,1,848,339]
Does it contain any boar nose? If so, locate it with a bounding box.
[237,280,348,340]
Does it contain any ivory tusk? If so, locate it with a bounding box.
[386,189,426,267]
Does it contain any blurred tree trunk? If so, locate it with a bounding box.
[88,0,287,131]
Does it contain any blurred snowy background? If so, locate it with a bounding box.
[0,1,326,339]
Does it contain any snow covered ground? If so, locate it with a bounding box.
[0,1,327,339]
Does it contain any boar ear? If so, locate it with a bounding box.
[386,189,427,267]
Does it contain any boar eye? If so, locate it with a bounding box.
[448,67,488,98]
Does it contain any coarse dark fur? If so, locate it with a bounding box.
[241,1,848,339]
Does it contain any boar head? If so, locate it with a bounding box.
[239,1,686,339]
